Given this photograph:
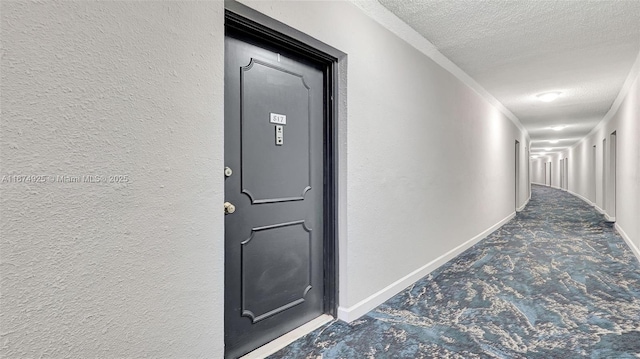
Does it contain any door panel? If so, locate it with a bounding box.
[242,220,312,323]
[224,32,325,359]
[241,59,312,203]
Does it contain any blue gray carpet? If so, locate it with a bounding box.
[269,185,640,358]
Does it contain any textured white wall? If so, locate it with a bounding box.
[0,2,225,357]
[237,0,528,315]
[567,73,640,253]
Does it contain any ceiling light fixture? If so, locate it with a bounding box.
[548,140,559,144]
[550,125,566,131]
[545,148,552,151]
[537,91,562,102]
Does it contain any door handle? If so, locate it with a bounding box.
[224,202,236,214]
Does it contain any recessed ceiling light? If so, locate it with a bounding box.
[537,91,562,102]
[550,125,566,131]
[548,140,559,144]
[545,148,552,151]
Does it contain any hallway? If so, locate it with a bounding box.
[2,2,640,357]
[269,185,640,358]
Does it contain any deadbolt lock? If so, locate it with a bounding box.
[224,202,236,214]
[224,167,233,177]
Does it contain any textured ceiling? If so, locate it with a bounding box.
[377,0,640,153]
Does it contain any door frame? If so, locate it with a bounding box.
[224,0,344,318]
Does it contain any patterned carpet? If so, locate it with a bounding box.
[269,185,640,358]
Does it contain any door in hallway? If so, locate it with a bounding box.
[560,159,564,190]
[527,147,531,195]
[602,138,606,210]
[564,158,568,190]
[224,30,326,358]
[607,132,617,220]
[515,140,520,210]
[546,162,552,186]
[592,145,597,202]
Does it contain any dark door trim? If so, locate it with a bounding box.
[224,0,343,318]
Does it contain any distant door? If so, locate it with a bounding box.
[565,158,568,190]
[527,148,531,195]
[602,138,606,210]
[607,132,617,221]
[515,141,520,210]
[560,159,564,190]
[224,31,326,358]
[592,145,597,202]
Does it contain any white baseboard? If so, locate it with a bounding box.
[516,196,530,212]
[337,211,516,323]
[551,185,562,190]
[615,223,640,263]
[531,182,546,186]
[567,190,612,217]
[568,190,595,207]
[566,192,637,263]
[239,314,333,359]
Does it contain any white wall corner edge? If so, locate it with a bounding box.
[516,196,530,212]
[615,223,640,264]
[336,211,517,323]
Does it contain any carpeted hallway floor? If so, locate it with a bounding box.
[268,185,640,358]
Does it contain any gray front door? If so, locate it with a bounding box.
[224,31,325,359]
